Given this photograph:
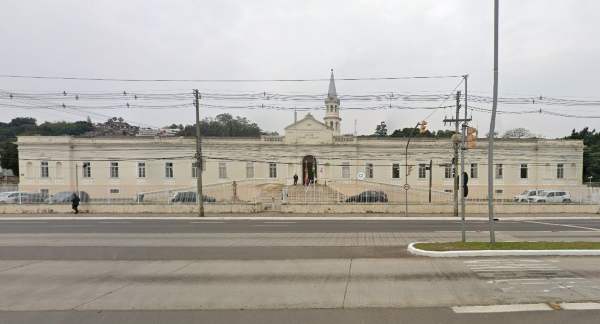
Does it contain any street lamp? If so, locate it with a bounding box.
[404,121,428,217]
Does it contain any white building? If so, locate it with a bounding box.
[17,71,584,203]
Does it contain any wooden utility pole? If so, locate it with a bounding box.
[194,89,205,217]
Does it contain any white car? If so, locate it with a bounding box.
[0,192,27,203]
[528,190,571,203]
[514,189,545,202]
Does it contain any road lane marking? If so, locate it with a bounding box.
[48,225,92,227]
[452,303,553,313]
[99,221,131,224]
[253,224,288,227]
[0,221,48,224]
[559,302,600,310]
[523,220,600,231]
[262,221,297,224]
[190,221,225,224]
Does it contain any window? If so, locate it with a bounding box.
[365,163,374,178]
[418,163,427,179]
[495,164,503,179]
[520,163,528,179]
[110,162,119,178]
[557,163,564,179]
[165,162,174,178]
[470,163,478,178]
[40,161,49,178]
[110,188,120,194]
[444,164,453,179]
[342,162,350,178]
[137,162,146,178]
[192,162,198,178]
[82,162,91,178]
[219,162,227,179]
[495,189,504,194]
[269,162,277,178]
[246,162,254,178]
[392,163,400,179]
[40,189,49,198]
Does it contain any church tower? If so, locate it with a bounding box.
[324,69,341,134]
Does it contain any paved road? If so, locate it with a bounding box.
[3,307,600,324]
[0,217,599,233]
[1,217,600,323]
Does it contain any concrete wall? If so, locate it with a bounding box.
[1,203,598,214]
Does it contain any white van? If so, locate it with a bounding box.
[514,189,545,202]
[528,190,571,203]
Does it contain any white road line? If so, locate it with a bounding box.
[99,221,131,224]
[559,302,600,310]
[262,221,297,224]
[253,224,288,227]
[523,220,600,231]
[189,221,225,224]
[452,303,553,313]
[48,225,91,228]
[0,221,48,224]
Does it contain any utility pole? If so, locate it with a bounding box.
[428,159,433,203]
[444,92,471,242]
[451,92,461,218]
[75,163,79,196]
[194,89,205,217]
[487,0,499,243]
[459,75,469,242]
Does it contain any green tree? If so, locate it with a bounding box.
[374,121,388,136]
[179,113,263,137]
[0,118,94,174]
[565,127,600,182]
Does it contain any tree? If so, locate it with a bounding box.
[374,121,388,136]
[565,127,600,181]
[178,113,263,137]
[0,118,95,174]
[502,128,533,139]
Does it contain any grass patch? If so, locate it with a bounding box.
[414,241,600,251]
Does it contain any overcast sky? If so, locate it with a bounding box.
[1,0,599,137]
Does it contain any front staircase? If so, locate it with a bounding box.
[283,184,343,204]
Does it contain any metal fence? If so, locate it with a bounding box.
[2,180,599,206]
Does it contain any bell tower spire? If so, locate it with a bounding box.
[324,69,341,134]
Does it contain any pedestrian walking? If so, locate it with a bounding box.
[293,173,298,185]
[71,193,80,214]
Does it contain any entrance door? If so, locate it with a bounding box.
[302,155,317,185]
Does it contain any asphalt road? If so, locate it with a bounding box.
[2,307,600,324]
[0,217,599,233]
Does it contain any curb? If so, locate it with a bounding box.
[407,242,600,257]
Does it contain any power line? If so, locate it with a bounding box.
[0,73,464,82]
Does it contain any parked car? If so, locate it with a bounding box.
[0,192,44,203]
[171,191,216,203]
[344,190,388,203]
[528,190,571,203]
[47,191,90,204]
[514,189,545,202]
[0,192,21,203]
